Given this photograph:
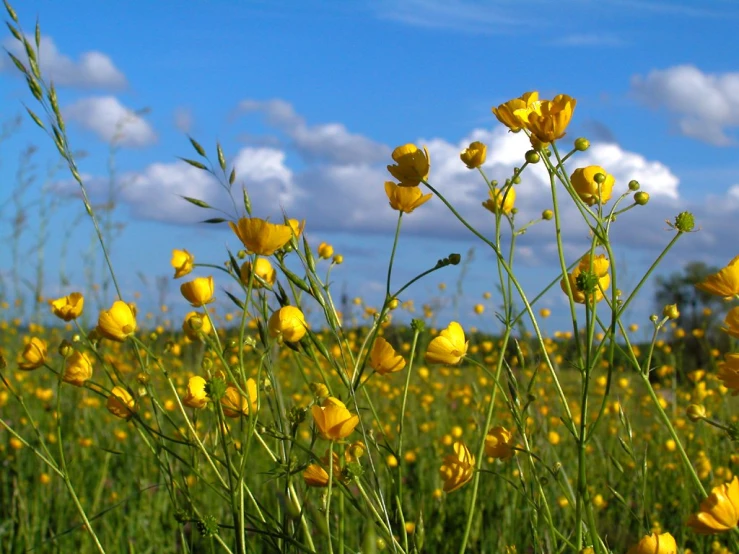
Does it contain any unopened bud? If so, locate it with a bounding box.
[542,209,554,221]
[448,253,461,265]
[574,137,590,151]
[634,191,649,205]
[687,404,707,422]
[663,304,680,320]
[628,179,640,191]
[58,340,74,358]
[594,172,606,184]
[525,150,540,164]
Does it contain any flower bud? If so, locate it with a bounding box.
[663,304,680,320]
[574,137,590,151]
[542,209,553,221]
[525,150,540,164]
[628,179,640,191]
[687,404,707,422]
[634,191,650,205]
[448,253,461,265]
[58,339,74,358]
[593,172,606,184]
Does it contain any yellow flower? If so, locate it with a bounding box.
[439,441,475,493]
[722,307,739,339]
[460,141,487,169]
[369,337,406,375]
[687,476,739,534]
[485,426,514,460]
[182,376,208,409]
[180,276,215,307]
[303,451,342,487]
[288,218,305,238]
[107,386,136,420]
[384,182,432,214]
[539,308,551,318]
[425,321,468,365]
[560,253,611,304]
[517,94,576,143]
[240,258,276,288]
[696,255,739,298]
[229,217,293,256]
[18,337,47,370]
[482,186,516,215]
[311,397,360,440]
[171,249,194,279]
[387,144,430,187]
[570,166,615,206]
[182,311,212,341]
[317,242,334,259]
[268,306,307,343]
[627,532,677,554]
[221,379,258,418]
[492,92,539,132]
[717,353,739,395]
[97,301,137,342]
[62,351,93,386]
[49,292,84,321]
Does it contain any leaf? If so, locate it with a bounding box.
[178,157,208,170]
[188,136,206,157]
[224,290,244,310]
[216,142,226,171]
[24,106,45,130]
[229,168,236,186]
[180,196,212,209]
[5,22,20,41]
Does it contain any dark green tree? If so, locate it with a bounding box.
[654,261,721,332]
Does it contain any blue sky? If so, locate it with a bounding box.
[2,0,739,333]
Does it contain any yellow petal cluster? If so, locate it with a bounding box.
[695,255,739,298]
[49,292,84,321]
[171,249,194,279]
[182,311,212,341]
[722,306,739,338]
[560,253,611,304]
[516,94,577,143]
[63,351,93,387]
[717,353,739,395]
[182,376,208,409]
[425,321,468,365]
[18,337,47,370]
[384,181,432,214]
[180,276,215,307]
[107,386,137,420]
[317,242,334,259]
[311,397,360,440]
[627,532,677,554]
[221,379,258,418]
[97,301,137,342]
[687,476,739,534]
[482,186,516,215]
[240,258,276,288]
[484,426,514,460]
[387,144,430,187]
[460,141,487,169]
[268,306,307,343]
[368,337,406,375]
[570,166,615,206]
[303,451,342,488]
[439,441,475,493]
[229,217,293,256]
[492,92,539,133]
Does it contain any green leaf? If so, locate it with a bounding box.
[7,52,27,75]
[5,22,20,41]
[224,290,244,310]
[229,168,236,186]
[189,136,206,157]
[178,157,208,170]
[180,196,212,209]
[216,142,226,171]
[24,106,45,130]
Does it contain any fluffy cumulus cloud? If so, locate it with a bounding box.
[0,35,126,90]
[64,97,157,147]
[631,65,739,145]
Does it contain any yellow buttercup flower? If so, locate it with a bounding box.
[180,276,215,307]
[97,301,137,342]
[303,451,342,488]
[460,141,487,169]
[18,337,47,370]
[627,532,677,554]
[570,166,615,206]
[171,249,194,279]
[492,91,539,132]
[62,351,93,386]
[268,306,307,343]
[717,353,739,395]
[317,242,334,259]
[182,376,208,409]
[221,379,258,418]
[49,292,84,321]
[229,217,293,256]
[696,255,739,298]
[425,321,468,365]
[439,441,475,493]
[687,476,739,534]
[485,426,514,460]
[384,182,432,214]
[560,253,611,304]
[482,186,516,215]
[311,397,360,440]
[107,386,137,420]
[517,94,576,143]
[240,258,276,288]
[387,144,430,187]
[182,311,212,341]
[288,218,305,238]
[722,306,739,339]
[369,337,406,375]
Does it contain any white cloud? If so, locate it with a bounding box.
[0,35,126,90]
[631,65,739,145]
[64,96,157,147]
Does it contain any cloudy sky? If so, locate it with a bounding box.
[1,0,739,332]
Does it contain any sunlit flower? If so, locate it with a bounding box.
[387,144,430,187]
[516,94,576,143]
[62,351,93,386]
[369,337,406,375]
[696,255,739,298]
[560,253,611,304]
[180,276,215,306]
[384,182,432,214]
[570,165,615,206]
[303,451,342,487]
[229,217,293,256]
[182,311,212,341]
[97,301,137,342]
[182,376,208,409]
[482,186,516,215]
[687,476,739,534]
[171,249,194,279]
[425,321,468,365]
[288,218,305,238]
[439,441,475,493]
[221,379,258,418]
[717,353,739,395]
[492,91,539,132]
[627,532,677,554]
[240,258,276,288]
[460,141,487,169]
[317,242,334,259]
[722,306,739,339]
[268,306,307,343]
[485,426,514,460]
[311,397,360,440]
[49,292,84,321]
[107,386,137,420]
[18,337,47,370]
